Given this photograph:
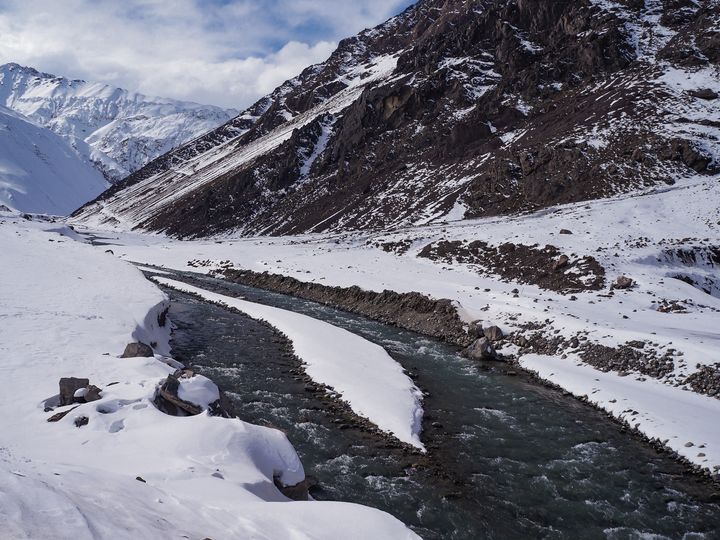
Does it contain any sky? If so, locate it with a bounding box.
[0,0,414,109]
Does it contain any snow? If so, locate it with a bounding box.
[0,63,237,181]
[0,105,108,215]
[0,214,419,539]
[520,354,720,469]
[74,53,401,230]
[176,375,221,409]
[152,277,425,450]
[92,172,720,474]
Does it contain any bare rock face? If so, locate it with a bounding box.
[121,342,154,358]
[73,0,719,238]
[59,377,89,406]
[462,337,497,361]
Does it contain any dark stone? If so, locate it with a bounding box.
[614,275,634,289]
[462,337,497,361]
[154,374,203,416]
[47,405,79,422]
[688,88,718,100]
[59,377,89,406]
[74,416,89,427]
[483,325,504,341]
[136,476,146,483]
[121,342,154,358]
[559,229,573,234]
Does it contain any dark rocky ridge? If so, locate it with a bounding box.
[73,0,719,237]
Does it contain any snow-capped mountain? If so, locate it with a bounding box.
[73,0,719,238]
[0,63,238,182]
[0,105,108,215]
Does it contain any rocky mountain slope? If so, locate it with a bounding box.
[73,0,720,237]
[0,105,108,215]
[0,63,237,182]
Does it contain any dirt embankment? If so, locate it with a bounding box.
[217,268,473,346]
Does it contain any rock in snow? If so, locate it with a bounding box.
[153,276,426,450]
[120,342,154,358]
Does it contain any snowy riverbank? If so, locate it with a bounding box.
[0,211,419,539]
[76,174,720,477]
[153,276,425,450]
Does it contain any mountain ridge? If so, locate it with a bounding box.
[0,62,238,182]
[73,0,720,237]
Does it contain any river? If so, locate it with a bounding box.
[151,269,719,539]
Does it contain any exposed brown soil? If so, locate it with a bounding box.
[417,240,605,293]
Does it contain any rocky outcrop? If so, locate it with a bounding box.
[72,0,719,237]
[417,240,605,293]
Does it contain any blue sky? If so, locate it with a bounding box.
[0,0,415,108]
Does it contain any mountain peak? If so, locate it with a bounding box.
[0,63,238,182]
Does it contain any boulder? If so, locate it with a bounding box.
[462,337,496,360]
[59,377,89,406]
[483,325,504,341]
[552,254,569,271]
[467,320,484,338]
[121,342,154,358]
[74,384,102,403]
[154,374,203,416]
[274,474,310,501]
[614,275,634,289]
[688,88,718,100]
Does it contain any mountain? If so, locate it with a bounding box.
[0,105,108,215]
[73,0,720,237]
[0,63,238,182]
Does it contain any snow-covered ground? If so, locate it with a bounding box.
[0,211,419,539]
[153,277,425,450]
[0,63,237,181]
[75,173,720,476]
[0,105,108,215]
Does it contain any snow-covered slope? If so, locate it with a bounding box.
[0,63,238,181]
[0,211,419,539]
[73,0,719,237]
[0,105,108,215]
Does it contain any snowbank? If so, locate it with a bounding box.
[153,277,425,450]
[0,214,419,539]
[520,354,720,470]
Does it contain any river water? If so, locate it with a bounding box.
[152,269,719,540]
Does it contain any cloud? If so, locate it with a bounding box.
[0,0,413,109]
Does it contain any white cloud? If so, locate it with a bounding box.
[0,0,412,109]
